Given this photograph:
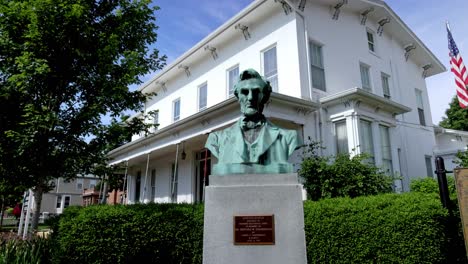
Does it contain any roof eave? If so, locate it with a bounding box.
[320,87,412,115]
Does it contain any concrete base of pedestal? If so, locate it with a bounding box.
[202,173,307,264]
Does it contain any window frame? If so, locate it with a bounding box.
[198,82,208,111]
[89,179,96,190]
[261,44,278,92]
[335,120,348,155]
[152,110,159,132]
[425,155,433,177]
[309,41,326,91]
[172,98,181,122]
[366,28,376,53]
[415,89,426,126]
[379,125,393,175]
[76,178,83,190]
[381,73,391,99]
[56,195,62,209]
[227,65,239,98]
[63,195,71,208]
[360,63,372,92]
[359,119,375,164]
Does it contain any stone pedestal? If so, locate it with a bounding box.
[202,173,307,264]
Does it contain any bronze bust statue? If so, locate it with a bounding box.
[205,69,302,175]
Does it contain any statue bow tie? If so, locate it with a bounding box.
[241,117,265,130]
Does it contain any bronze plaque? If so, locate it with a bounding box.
[455,168,468,258]
[234,215,275,245]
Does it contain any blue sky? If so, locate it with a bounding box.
[150,0,468,125]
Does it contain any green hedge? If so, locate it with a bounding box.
[50,193,466,264]
[52,204,204,264]
[304,193,465,263]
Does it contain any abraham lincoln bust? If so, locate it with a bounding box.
[205,69,301,175]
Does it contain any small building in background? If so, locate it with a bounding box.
[434,126,468,173]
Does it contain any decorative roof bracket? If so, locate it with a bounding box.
[332,0,348,20]
[155,80,167,93]
[404,43,416,61]
[377,17,391,36]
[422,64,432,78]
[178,64,191,77]
[298,0,306,12]
[360,7,374,25]
[204,45,218,60]
[235,23,251,40]
[274,0,292,15]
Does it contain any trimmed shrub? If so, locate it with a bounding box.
[299,141,393,201]
[410,176,457,197]
[53,203,203,264]
[304,192,466,264]
[52,193,466,264]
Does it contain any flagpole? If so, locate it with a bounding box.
[446,20,451,31]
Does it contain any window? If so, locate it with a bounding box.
[415,89,426,126]
[359,120,375,163]
[381,73,391,99]
[335,121,348,154]
[151,169,156,201]
[262,46,278,92]
[310,42,326,91]
[76,179,83,190]
[56,195,62,208]
[198,83,207,111]
[425,156,433,177]
[171,164,178,203]
[367,30,375,52]
[227,66,239,97]
[64,196,70,208]
[152,110,159,132]
[380,125,393,175]
[173,98,180,122]
[360,63,372,91]
[89,179,96,190]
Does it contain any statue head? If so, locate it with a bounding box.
[233,69,272,117]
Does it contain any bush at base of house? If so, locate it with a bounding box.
[50,193,466,264]
[304,192,466,264]
[52,203,204,264]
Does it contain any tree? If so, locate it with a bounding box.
[299,140,393,201]
[0,0,165,232]
[439,96,468,131]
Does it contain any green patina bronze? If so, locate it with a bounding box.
[205,69,302,175]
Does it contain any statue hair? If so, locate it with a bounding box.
[233,69,272,105]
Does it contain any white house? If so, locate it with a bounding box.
[108,0,445,204]
[434,126,468,173]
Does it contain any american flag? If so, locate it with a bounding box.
[447,23,468,108]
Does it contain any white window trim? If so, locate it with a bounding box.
[415,88,426,126]
[226,64,239,98]
[172,98,181,122]
[197,82,208,111]
[334,119,348,155]
[381,72,391,99]
[152,110,159,132]
[76,178,83,191]
[309,40,327,92]
[360,62,372,92]
[366,28,377,54]
[260,43,278,92]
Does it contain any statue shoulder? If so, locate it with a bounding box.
[204,122,240,158]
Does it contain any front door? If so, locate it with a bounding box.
[195,149,211,202]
